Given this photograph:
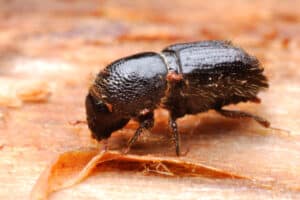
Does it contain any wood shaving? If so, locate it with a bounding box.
[31,150,264,200]
[16,81,51,103]
[0,79,51,107]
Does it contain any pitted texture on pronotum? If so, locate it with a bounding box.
[94,52,168,116]
[86,40,270,156]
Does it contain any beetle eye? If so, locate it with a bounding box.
[87,93,110,113]
[95,100,110,113]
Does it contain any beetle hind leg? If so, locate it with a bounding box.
[124,112,154,153]
[217,108,270,128]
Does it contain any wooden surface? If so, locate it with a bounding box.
[0,0,300,199]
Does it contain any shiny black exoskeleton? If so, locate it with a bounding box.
[86,40,270,156]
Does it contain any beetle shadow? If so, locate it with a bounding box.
[111,114,268,156]
[183,115,259,136]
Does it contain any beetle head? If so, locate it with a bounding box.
[85,93,129,141]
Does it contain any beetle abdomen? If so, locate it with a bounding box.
[162,41,268,116]
[183,67,268,114]
[164,40,262,73]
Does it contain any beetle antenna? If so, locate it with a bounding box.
[69,120,87,126]
[268,126,291,136]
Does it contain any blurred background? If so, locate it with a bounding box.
[0,0,300,199]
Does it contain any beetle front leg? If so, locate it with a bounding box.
[125,112,154,153]
[169,118,181,156]
[217,108,270,128]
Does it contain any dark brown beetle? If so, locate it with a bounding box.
[86,40,270,156]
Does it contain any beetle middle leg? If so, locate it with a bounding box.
[169,117,181,156]
[217,108,270,128]
[125,112,154,153]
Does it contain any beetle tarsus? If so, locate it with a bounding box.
[102,139,109,151]
[217,109,270,128]
[126,112,154,152]
[122,146,130,154]
[169,118,181,156]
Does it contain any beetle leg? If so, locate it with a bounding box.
[102,139,109,151]
[217,109,270,128]
[169,118,181,156]
[125,112,154,153]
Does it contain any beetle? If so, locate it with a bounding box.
[85,40,270,156]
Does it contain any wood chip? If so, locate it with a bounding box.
[31,150,257,200]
